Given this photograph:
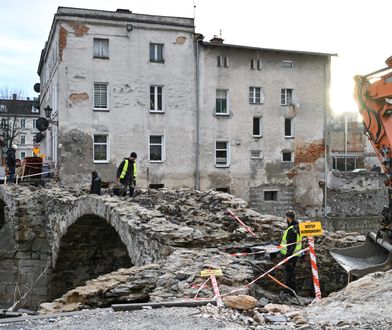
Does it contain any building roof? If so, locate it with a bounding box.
[202,41,337,57]
[0,98,40,117]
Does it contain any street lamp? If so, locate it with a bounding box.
[44,106,58,125]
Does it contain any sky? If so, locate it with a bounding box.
[0,0,391,114]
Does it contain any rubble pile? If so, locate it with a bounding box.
[30,186,370,317]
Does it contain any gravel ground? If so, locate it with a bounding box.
[0,308,246,330]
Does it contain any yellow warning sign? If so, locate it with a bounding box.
[200,269,223,277]
[299,221,323,236]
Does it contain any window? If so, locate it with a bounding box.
[282,151,292,162]
[253,117,262,137]
[281,89,293,106]
[251,150,262,159]
[0,105,6,112]
[216,89,228,115]
[93,38,109,58]
[94,83,108,110]
[215,140,230,167]
[281,60,294,68]
[20,135,26,145]
[20,152,26,160]
[149,183,164,189]
[20,119,25,128]
[285,118,293,137]
[1,119,6,128]
[93,134,109,163]
[31,106,39,113]
[149,135,164,161]
[33,119,37,129]
[217,56,229,67]
[150,43,164,63]
[332,156,365,171]
[256,59,262,70]
[250,59,262,70]
[249,87,264,104]
[264,191,277,201]
[223,56,229,67]
[150,86,163,112]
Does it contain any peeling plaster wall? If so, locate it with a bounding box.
[199,46,329,215]
[41,9,196,187]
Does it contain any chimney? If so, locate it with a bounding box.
[116,9,132,13]
[209,35,224,44]
[12,93,17,100]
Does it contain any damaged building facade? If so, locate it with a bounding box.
[37,7,334,215]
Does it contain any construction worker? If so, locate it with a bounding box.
[280,210,302,294]
[116,152,137,197]
[6,144,17,184]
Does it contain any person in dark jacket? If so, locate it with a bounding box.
[90,170,101,195]
[280,210,302,294]
[6,144,17,184]
[116,152,137,197]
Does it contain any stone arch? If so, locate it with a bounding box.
[50,213,133,299]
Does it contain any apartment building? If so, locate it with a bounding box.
[38,7,334,216]
[0,95,40,165]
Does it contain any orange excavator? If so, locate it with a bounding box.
[330,56,392,281]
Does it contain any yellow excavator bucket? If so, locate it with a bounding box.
[330,232,392,281]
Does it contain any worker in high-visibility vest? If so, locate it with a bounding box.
[116,152,137,197]
[280,210,302,294]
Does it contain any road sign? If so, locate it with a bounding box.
[299,221,323,236]
[200,268,223,277]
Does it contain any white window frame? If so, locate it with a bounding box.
[20,119,25,128]
[285,118,294,138]
[93,38,109,59]
[149,135,165,162]
[93,134,109,163]
[250,58,255,70]
[223,56,229,67]
[281,88,293,106]
[281,60,294,68]
[215,140,230,167]
[249,87,264,104]
[282,151,293,162]
[149,43,164,63]
[256,59,262,70]
[33,119,37,129]
[20,151,26,160]
[216,89,229,115]
[217,56,222,67]
[250,150,263,159]
[253,117,262,137]
[93,83,109,110]
[20,135,26,145]
[150,85,164,112]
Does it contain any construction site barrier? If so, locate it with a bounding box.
[308,236,322,300]
[226,208,257,237]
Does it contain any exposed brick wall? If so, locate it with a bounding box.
[59,26,68,61]
[294,139,325,165]
[69,92,89,104]
[68,22,89,37]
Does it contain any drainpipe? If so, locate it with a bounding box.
[195,37,202,190]
[324,56,332,218]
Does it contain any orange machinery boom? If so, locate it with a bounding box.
[354,56,392,231]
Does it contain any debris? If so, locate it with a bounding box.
[222,294,258,310]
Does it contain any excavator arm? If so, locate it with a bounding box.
[330,57,392,281]
[354,56,392,230]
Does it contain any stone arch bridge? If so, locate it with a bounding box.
[0,184,277,309]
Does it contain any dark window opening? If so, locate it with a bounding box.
[216,187,230,193]
[285,118,292,137]
[282,152,292,162]
[149,184,165,189]
[264,191,277,201]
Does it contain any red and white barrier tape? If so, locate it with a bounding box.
[308,237,322,300]
[226,208,256,237]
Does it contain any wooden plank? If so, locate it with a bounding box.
[111,299,217,311]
